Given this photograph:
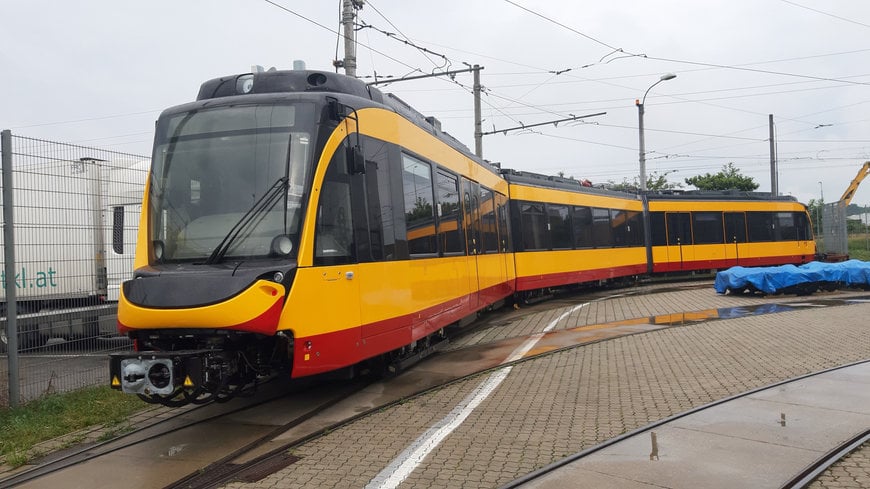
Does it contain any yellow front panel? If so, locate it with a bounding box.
[279,265,361,339]
[119,279,284,328]
[133,175,152,271]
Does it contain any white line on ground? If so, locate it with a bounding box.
[365,301,590,489]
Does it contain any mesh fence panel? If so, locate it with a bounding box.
[822,202,848,256]
[1,133,148,405]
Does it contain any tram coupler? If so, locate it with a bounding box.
[109,350,213,395]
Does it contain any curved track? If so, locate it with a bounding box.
[783,430,870,489]
[499,359,870,489]
[0,378,367,488]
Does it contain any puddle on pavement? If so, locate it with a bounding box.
[517,295,870,359]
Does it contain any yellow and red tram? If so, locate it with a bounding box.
[504,171,648,293]
[109,70,815,406]
[646,194,815,272]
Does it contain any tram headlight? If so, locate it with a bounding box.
[236,74,254,94]
[152,240,165,262]
[270,234,293,256]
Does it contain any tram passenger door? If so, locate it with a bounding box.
[462,178,481,311]
[476,188,509,306]
[666,212,693,270]
[724,212,747,266]
[307,155,361,353]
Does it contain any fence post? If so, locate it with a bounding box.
[2,129,20,407]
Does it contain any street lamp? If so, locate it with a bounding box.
[817,181,823,240]
[637,73,676,192]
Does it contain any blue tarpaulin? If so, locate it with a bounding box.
[714,260,870,295]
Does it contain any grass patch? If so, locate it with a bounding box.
[0,386,145,466]
[847,235,870,261]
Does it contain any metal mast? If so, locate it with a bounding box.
[338,0,363,77]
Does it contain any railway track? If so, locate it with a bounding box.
[498,359,870,489]
[0,377,368,489]
[781,430,870,489]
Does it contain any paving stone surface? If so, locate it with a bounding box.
[220,285,870,489]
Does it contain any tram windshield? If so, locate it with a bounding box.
[150,103,315,262]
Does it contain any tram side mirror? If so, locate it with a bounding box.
[347,145,365,174]
[327,99,342,121]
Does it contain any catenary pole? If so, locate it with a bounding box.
[473,65,483,158]
[769,114,777,195]
[342,0,361,77]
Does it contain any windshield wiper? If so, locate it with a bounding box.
[204,176,289,265]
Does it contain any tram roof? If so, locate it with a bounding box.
[644,189,799,202]
[195,69,500,178]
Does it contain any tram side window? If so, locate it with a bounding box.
[315,150,355,265]
[592,207,613,247]
[480,187,499,253]
[625,210,644,246]
[666,212,692,245]
[496,193,511,252]
[692,212,724,244]
[649,212,667,246]
[774,212,797,241]
[520,201,548,251]
[794,212,812,240]
[402,154,437,256]
[436,170,464,255]
[548,204,572,250]
[463,180,481,254]
[612,209,644,247]
[747,212,774,242]
[572,206,594,248]
[363,136,395,261]
[724,212,747,243]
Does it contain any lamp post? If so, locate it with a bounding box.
[637,73,676,192]
[818,181,823,240]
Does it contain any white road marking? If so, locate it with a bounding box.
[366,301,590,489]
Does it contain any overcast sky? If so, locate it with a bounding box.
[4,0,870,206]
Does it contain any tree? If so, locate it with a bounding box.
[684,163,759,191]
[807,198,824,235]
[606,170,682,192]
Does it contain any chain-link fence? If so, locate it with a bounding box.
[1,130,148,406]
[821,201,848,258]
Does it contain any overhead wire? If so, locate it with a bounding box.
[349,3,870,168]
[261,0,419,72]
[501,0,623,52]
[271,1,870,179]
[779,0,870,29]
[364,1,445,71]
[492,0,870,160]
